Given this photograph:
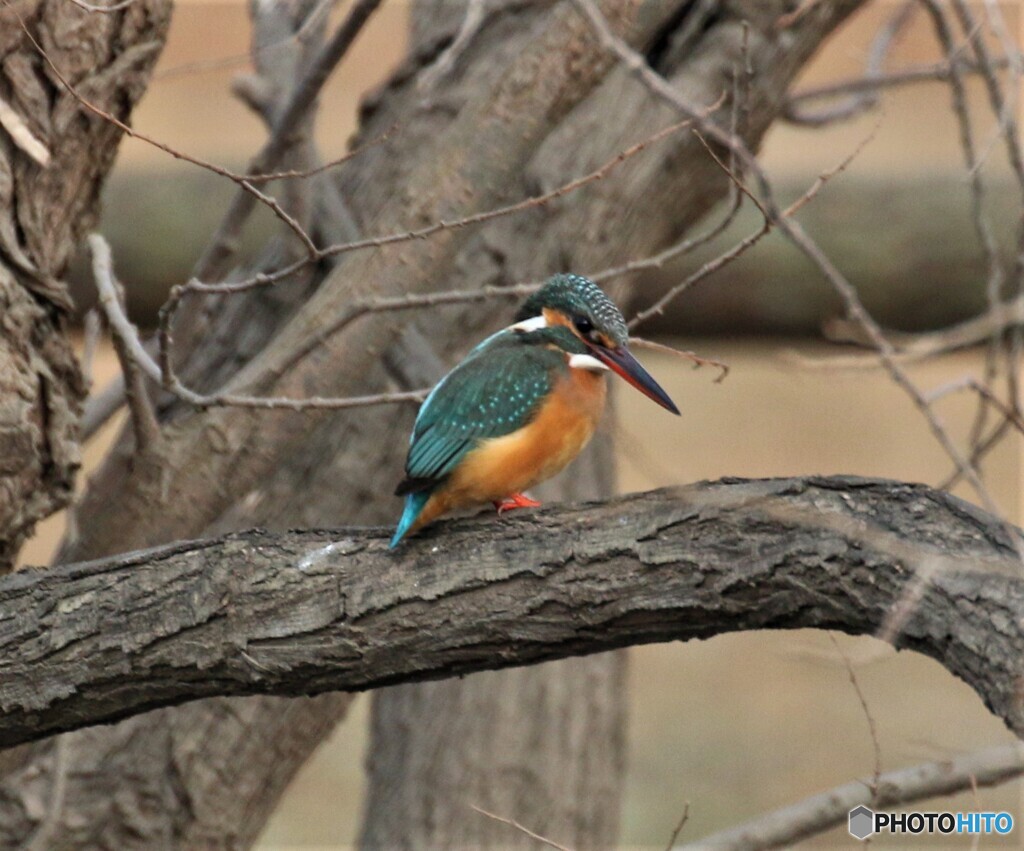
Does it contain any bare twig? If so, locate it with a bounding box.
[0,93,50,165]
[238,125,397,185]
[64,0,136,13]
[179,111,713,299]
[24,736,70,851]
[590,66,746,285]
[919,0,1007,462]
[926,376,1024,436]
[950,0,1024,445]
[193,0,384,281]
[828,633,882,798]
[629,337,728,383]
[939,417,1013,491]
[88,111,719,424]
[80,309,101,388]
[627,123,874,333]
[153,0,336,80]
[269,283,540,381]
[89,236,424,415]
[418,0,486,91]
[783,1,915,127]
[680,744,1024,850]
[822,294,1024,360]
[665,802,691,851]
[470,805,573,851]
[575,0,1011,528]
[950,0,1024,189]
[89,236,161,451]
[13,16,318,255]
[80,374,127,441]
[159,113,714,397]
[786,53,1020,106]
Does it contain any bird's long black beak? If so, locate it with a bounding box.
[593,344,680,415]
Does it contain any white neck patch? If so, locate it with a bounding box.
[568,353,609,372]
[511,314,548,332]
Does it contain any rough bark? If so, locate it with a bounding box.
[0,0,170,570]
[1,477,1022,750]
[0,0,868,846]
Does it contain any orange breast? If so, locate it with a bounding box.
[424,367,607,520]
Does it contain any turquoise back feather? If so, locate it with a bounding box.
[395,326,587,496]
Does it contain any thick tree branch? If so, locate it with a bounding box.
[3,476,1022,750]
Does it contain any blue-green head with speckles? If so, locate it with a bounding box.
[514,273,679,416]
[515,274,629,349]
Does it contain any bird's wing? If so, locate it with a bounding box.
[398,340,559,493]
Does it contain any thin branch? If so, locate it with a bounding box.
[238,124,398,185]
[785,53,1020,105]
[665,802,691,851]
[821,294,1024,361]
[80,374,127,441]
[80,309,101,388]
[180,111,714,299]
[470,805,573,851]
[63,0,137,13]
[627,122,874,333]
[151,0,335,80]
[268,283,541,381]
[13,17,318,255]
[573,0,1012,529]
[950,0,1024,190]
[93,236,427,413]
[939,418,1013,491]
[156,113,715,405]
[927,376,1024,436]
[625,221,769,331]
[682,744,1024,850]
[599,64,750,282]
[919,0,1007,464]
[0,93,50,165]
[629,337,728,383]
[419,0,487,92]
[828,633,882,799]
[193,0,384,282]
[783,1,916,127]
[89,235,161,451]
[24,736,70,851]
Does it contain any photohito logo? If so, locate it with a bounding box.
[849,805,1014,840]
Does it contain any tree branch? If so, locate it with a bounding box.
[684,743,1024,850]
[3,476,1022,750]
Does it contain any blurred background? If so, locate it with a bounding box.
[19,1,1024,847]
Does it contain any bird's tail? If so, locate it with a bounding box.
[390,490,432,548]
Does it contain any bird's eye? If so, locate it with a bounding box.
[574,316,594,337]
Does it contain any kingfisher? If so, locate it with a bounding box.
[390,273,679,547]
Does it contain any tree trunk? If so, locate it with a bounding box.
[0,0,170,570]
[0,0,867,846]
[360,434,627,849]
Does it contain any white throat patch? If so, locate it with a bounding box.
[568,353,609,372]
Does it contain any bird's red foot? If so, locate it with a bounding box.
[493,493,542,515]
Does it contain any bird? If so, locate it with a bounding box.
[390,273,679,547]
